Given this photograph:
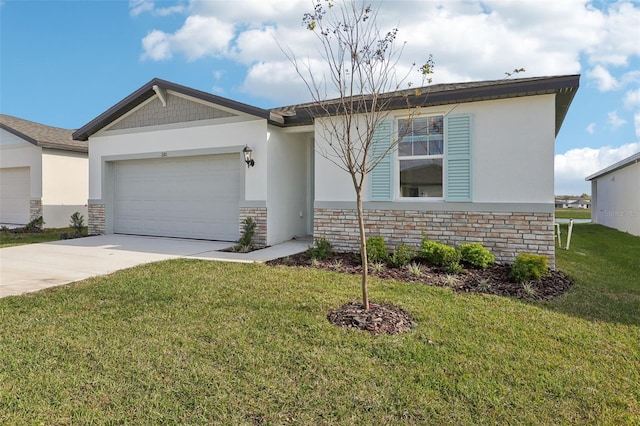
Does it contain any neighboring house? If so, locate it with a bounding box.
[0,114,88,227]
[73,74,579,267]
[555,197,591,209]
[586,152,640,236]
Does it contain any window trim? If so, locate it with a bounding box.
[395,114,445,201]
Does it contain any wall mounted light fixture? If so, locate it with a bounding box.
[243,145,255,168]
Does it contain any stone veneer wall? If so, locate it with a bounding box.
[239,207,267,247]
[29,199,42,222]
[314,208,555,269]
[88,203,105,235]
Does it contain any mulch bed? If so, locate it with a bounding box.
[267,252,574,335]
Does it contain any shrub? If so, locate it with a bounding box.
[389,243,414,268]
[419,239,441,264]
[370,262,385,274]
[406,262,422,277]
[510,253,549,283]
[69,212,85,237]
[365,236,388,263]
[25,216,44,233]
[238,217,257,248]
[420,238,460,266]
[444,261,464,275]
[460,243,495,269]
[308,237,334,260]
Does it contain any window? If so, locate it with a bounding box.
[398,115,443,198]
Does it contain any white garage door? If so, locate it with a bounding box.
[0,167,30,224]
[113,154,241,240]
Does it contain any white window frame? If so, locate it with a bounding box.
[396,114,445,200]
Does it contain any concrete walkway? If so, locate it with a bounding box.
[0,234,310,298]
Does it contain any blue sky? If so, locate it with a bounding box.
[1,0,639,195]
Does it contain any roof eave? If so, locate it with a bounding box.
[280,74,580,132]
[39,143,88,153]
[585,152,640,181]
[0,123,39,146]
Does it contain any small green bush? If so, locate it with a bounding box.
[389,243,414,268]
[420,238,460,266]
[70,212,85,237]
[365,236,388,263]
[308,237,334,260]
[510,253,549,283]
[460,242,495,269]
[419,239,443,265]
[24,216,44,233]
[444,261,464,275]
[238,217,257,248]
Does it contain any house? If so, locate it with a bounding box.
[586,152,640,236]
[0,114,88,228]
[555,197,591,209]
[73,74,579,267]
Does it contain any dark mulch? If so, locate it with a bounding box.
[327,302,417,335]
[267,251,573,335]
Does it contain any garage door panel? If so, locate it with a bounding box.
[0,167,30,224]
[114,155,241,240]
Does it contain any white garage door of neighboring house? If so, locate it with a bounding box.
[113,154,241,241]
[0,167,30,225]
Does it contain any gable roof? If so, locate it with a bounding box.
[73,74,580,141]
[585,152,640,181]
[0,114,87,153]
[72,78,274,141]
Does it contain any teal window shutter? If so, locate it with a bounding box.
[445,114,472,202]
[370,120,393,201]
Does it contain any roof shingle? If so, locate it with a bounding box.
[0,114,87,152]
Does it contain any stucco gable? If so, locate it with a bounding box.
[106,92,237,131]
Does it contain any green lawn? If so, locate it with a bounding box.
[0,227,84,248]
[1,224,638,424]
[555,208,591,219]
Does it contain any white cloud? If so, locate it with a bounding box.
[635,113,640,138]
[129,0,184,17]
[141,30,172,60]
[555,142,640,195]
[586,65,619,91]
[607,111,627,129]
[240,60,310,104]
[141,15,235,61]
[135,0,640,106]
[586,123,596,135]
[129,0,154,17]
[623,88,640,109]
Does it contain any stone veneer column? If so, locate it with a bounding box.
[88,202,105,235]
[29,199,43,222]
[313,208,556,269]
[239,207,267,247]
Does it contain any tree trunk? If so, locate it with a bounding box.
[356,189,369,310]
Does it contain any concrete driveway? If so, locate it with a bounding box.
[0,234,309,298]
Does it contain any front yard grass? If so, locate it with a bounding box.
[0,224,638,424]
[0,227,82,248]
[555,208,591,219]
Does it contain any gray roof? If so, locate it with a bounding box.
[0,114,87,153]
[73,74,580,141]
[585,151,640,181]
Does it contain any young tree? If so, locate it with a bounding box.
[286,0,433,309]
